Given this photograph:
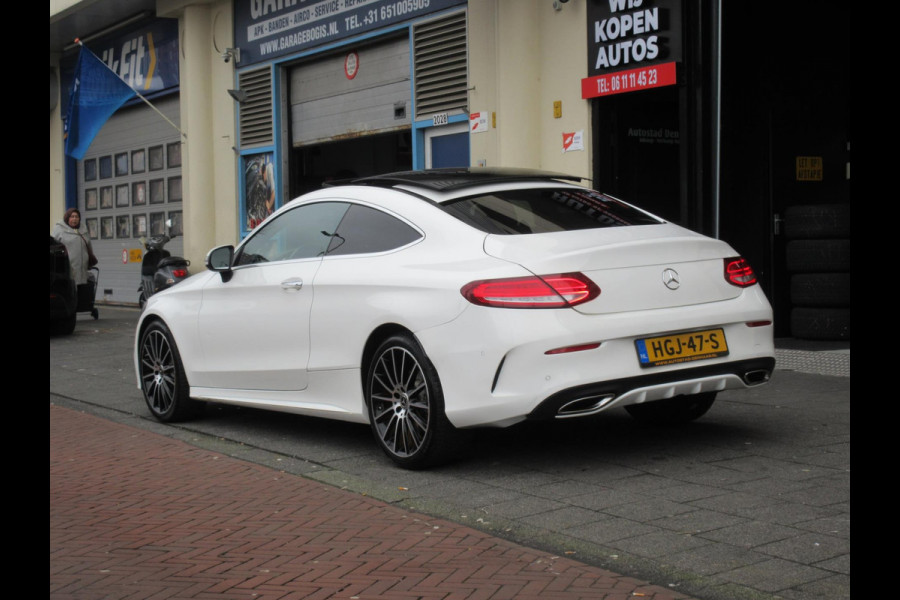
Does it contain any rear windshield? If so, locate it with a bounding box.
[442,188,663,234]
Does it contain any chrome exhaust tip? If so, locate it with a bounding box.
[743,369,771,385]
[557,394,616,418]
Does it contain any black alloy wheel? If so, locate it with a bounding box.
[138,320,199,422]
[366,334,460,469]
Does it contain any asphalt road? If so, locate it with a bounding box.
[50,306,850,600]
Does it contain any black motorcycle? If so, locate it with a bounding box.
[138,229,190,308]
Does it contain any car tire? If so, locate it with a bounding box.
[50,312,77,336]
[790,273,851,307]
[785,239,851,273]
[624,392,717,425]
[783,204,851,239]
[138,320,201,422]
[61,312,77,334]
[366,334,462,469]
[790,307,851,341]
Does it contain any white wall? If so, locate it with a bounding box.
[467,0,591,178]
[159,0,239,264]
[50,58,66,233]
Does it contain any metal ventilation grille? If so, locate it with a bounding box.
[238,67,273,146]
[413,11,468,119]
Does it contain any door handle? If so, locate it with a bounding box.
[280,278,303,291]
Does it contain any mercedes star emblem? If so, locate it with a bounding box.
[662,268,680,290]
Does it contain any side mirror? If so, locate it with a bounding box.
[205,245,235,282]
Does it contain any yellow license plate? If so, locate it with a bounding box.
[635,328,728,367]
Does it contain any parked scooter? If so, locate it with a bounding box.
[138,222,191,307]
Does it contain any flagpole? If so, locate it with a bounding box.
[132,88,186,140]
[75,39,186,140]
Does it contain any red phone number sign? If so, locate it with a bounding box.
[581,61,676,99]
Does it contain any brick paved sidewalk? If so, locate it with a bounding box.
[50,405,695,600]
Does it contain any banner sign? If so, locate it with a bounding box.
[581,61,676,99]
[234,0,467,67]
[60,18,180,115]
[64,47,138,159]
[582,0,681,99]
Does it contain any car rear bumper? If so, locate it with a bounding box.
[416,287,775,428]
[527,356,774,420]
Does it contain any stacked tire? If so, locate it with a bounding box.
[784,204,851,340]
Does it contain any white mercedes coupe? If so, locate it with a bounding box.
[135,168,775,468]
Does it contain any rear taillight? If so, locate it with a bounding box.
[461,273,600,308]
[724,258,757,287]
[172,269,187,278]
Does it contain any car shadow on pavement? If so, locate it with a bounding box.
[184,398,757,471]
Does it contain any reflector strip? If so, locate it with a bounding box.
[545,342,602,355]
[745,321,772,328]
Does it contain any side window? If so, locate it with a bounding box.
[236,202,350,265]
[326,204,422,256]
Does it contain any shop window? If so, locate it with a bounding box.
[101,217,114,239]
[150,212,165,236]
[167,210,183,236]
[84,159,96,182]
[149,146,164,171]
[166,142,181,168]
[115,152,128,176]
[149,179,165,204]
[85,218,98,240]
[116,215,130,238]
[132,214,147,238]
[132,182,147,206]
[100,186,113,209]
[132,149,145,173]
[167,176,182,202]
[85,189,98,211]
[116,184,129,207]
[99,156,112,179]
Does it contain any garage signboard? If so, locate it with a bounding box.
[235,0,467,67]
[581,0,682,99]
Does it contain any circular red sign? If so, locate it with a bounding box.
[344,52,359,80]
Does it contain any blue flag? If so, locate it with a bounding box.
[64,46,137,159]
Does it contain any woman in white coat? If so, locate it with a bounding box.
[52,208,96,286]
